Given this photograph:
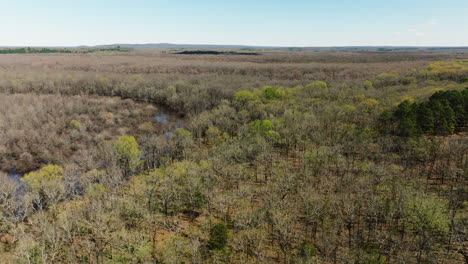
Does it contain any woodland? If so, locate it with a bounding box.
[0,49,466,263]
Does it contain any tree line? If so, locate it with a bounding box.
[380,88,467,137]
[0,47,127,54]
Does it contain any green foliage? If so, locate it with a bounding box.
[206,126,229,144]
[233,90,259,107]
[233,90,263,118]
[206,125,221,140]
[393,100,419,137]
[359,98,380,111]
[139,161,209,216]
[22,165,63,190]
[174,128,193,143]
[0,47,127,54]
[265,130,281,142]
[403,191,450,261]
[108,239,153,264]
[401,76,416,85]
[21,165,66,209]
[114,135,142,174]
[423,61,468,82]
[208,222,230,251]
[297,241,316,263]
[85,183,107,198]
[264,86,280,99]
[404,193,449,235]
[362,249,386,264]
[0,48,73,54]
[69,119,81,130]
[376,71,399,86]
[363,80,374,89]
[429,100,455,135]
[247,119,282,143]
[378,110,393,135]
[249,119,273,133]
[429,88,467,128]
[24,246,41,264]
[305,81,329,98]
[173,128,194,158]
[382,88,467,136]
[416,103,434,134]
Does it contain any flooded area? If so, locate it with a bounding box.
[2,105,185,181]
[154,110,184,140]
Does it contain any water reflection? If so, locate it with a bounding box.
[155,111,183,142]
[154,113,170,124]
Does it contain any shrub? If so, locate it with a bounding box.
[305,81,329,98]
[401,76,416,85]
[377,72,399,86]
[298,241,316,263]
[85,183,107,198]
[138,122,154,133]
[69,119,81,130]
[233,90,259,107]
[208,222,229,251]
[363,80,373,89]
[264,86,280,99]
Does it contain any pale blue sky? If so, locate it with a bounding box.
[1,0,467,46]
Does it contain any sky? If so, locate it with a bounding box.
[1,0,467,47]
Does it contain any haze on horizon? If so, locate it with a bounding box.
[1,0,467,47]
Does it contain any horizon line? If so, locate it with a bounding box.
[0,43,468,49]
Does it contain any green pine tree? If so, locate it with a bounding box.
[207,222,229,251]
[394,101,419,137]
[416,103,434,134]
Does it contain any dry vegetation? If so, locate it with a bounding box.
[0,50,466,263]
[0,93,168,173]
[0,51,465,114]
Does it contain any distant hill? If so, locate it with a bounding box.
[175,50,260,55]
[88,43,281,50]
[1,43,468,52]
[83,44,468,52]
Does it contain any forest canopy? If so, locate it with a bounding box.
[0,51,466,264]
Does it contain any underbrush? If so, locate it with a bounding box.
[0,93,158,173]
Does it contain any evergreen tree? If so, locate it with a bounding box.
[385,89,467,137]
[207,222,229,251]
[430,100,455,135]
[394,100,419,137]
[441,100,456,134]
[430,89,467,129]
[416,103,434,134]
[378,110,393,134]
